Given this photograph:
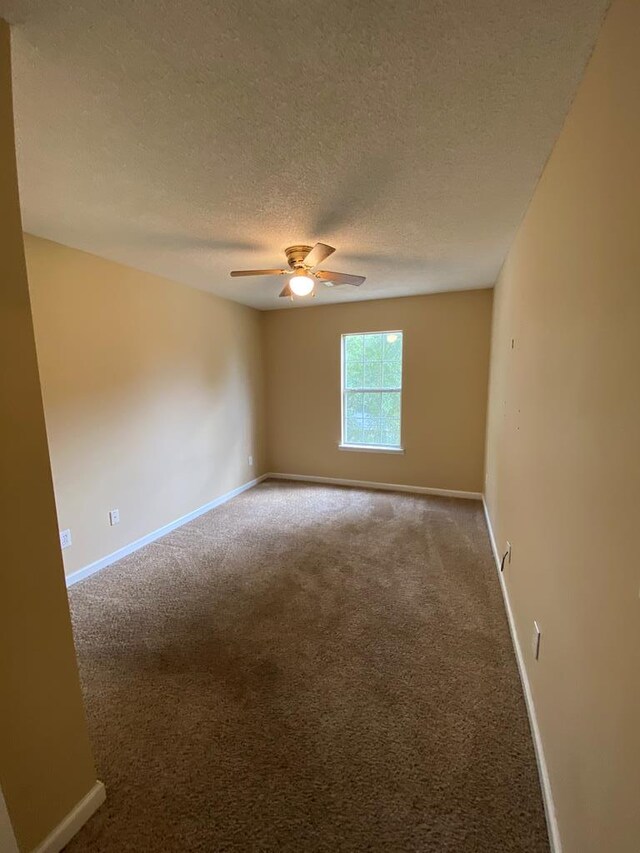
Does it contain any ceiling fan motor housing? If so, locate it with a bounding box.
[285,245,314,269]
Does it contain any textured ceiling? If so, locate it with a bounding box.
[1,0,608,309]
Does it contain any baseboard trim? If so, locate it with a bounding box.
[31,780,105,853]
[482,497,561,853]
[266,472,481,500]
[66,475,268,588]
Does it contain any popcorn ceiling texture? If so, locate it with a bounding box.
[66,480,549,852]
[2,0,607,308]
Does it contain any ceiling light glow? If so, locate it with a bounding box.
[290,272,315,296]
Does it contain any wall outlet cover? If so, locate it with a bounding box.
[109,509,120,526]
[60,528,72,549]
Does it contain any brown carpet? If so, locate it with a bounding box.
[66,480,549,852]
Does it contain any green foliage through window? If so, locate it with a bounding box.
[342,332,403,448]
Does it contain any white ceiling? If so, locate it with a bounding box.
[2,0,608,309]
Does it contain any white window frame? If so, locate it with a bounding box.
[339,330,404,454]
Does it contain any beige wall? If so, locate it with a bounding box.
[484,1,640,851]
[0,22,99,852]
[26,234,266,577]
[263,290,492,492]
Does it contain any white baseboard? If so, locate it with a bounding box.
[66,473,477,589]
[266,472,481,500]
[482,497,561,853]
[66,475,268,588]
[31,780,105,853]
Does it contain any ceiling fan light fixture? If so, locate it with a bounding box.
[289,271,315,296]
[229,243,365,299]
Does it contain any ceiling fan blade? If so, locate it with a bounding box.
[230,269,288,277]
[303,242,336,268]
[315,269,366,286]
[279,283,293,298]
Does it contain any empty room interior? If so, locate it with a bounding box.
[1,1,638,852]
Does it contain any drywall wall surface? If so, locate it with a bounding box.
[0,20,98,851]
[263,290,492,492]
[484,1,640,850]
[26,234,266,576]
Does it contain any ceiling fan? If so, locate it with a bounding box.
[230,243,366,298]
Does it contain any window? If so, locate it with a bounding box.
[341,331,403,451]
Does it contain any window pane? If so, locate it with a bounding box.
[345,391,362,419]
[363,420,381,445]
[364,334,383,361]
[383,333,402,362]
[380,391,401,418]
[345,334,364,362]
[380,418,401,447]
[345,417,364,444]
[345,360,364,389]
[382,360,401,389]
[363,360,382,388]
[362,392,381,418]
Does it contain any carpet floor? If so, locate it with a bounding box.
[66,480,549,852]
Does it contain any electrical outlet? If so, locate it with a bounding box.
[506,541,512,563]
[60,529,72,549]
[532,622,541,660]
[248,455,253,466]
[109,509,120,526]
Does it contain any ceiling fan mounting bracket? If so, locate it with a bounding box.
[285,245,313,269]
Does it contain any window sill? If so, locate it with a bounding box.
[338,444,405,455]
